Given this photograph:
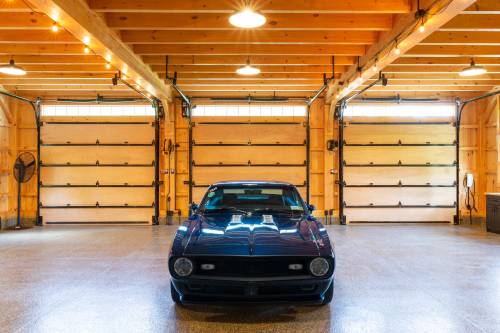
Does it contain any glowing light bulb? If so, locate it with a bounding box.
[51,22,59,32]
[84,46,90,54]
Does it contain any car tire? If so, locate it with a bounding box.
[170,282,182,305]
[321,279,334,305]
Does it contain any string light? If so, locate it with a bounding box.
[105,63,111,69]
[83,36,90,45]
[84,46,90,54]
[51,22,59,32]
[394,43,401,55]
[419,19,426,33]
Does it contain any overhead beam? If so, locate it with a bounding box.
[142,55,355,66]
[133,44,366,56]
[120,30,378,45]
[105,13,393,31]
[328,0,478,102]
[26,0,171,100]
[88,0,411,13]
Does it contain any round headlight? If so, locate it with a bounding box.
[173,257,194,277]
[309,257,330,277]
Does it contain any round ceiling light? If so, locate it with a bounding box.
[0,60,27,76]
[236,60,261,75]
[229,8,266,29]
[459,59,487,77]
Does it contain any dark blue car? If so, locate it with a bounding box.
[168,181,335,305]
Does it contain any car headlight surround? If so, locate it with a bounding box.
[173,257,194,277]
[309,257,330,277]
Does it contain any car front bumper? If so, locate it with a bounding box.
[171,275,333,304]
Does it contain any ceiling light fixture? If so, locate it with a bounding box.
[83,36,90,45]
[0,59,27,76]
[459,59,487,77]
[229,2,266,29]
[236,59,260,75]
[105,63,111,69]
[84,46,90,54]
[51,22,59,32]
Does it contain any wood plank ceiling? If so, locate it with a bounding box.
[0,0,498,99]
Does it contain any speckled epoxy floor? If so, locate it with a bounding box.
[1,224,500,333]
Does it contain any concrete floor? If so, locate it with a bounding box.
[1,224,499,333]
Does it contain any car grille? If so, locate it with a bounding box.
[193,256,310,278]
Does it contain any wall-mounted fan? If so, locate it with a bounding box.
[13,152,36,229]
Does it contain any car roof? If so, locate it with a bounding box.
[211,180,295,187]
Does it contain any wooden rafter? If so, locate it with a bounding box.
[25,0,171,100]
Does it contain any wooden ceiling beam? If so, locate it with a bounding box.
[383,65,500,73]
[422,31,500,45]
[408,45,500,56]
[327,0,481,102]
[26,0,171,100]
[142,55,354,66]
[0,30,79,43]
[395,56,500,65]
[105,13,393,31]
[121,30,378,45]
[88,0,410,13]
[440,14,500,31]
[465,0,500,13]
[151,65,348,73]
[0,54,105,64]
[0,12,53,29]
[133,44,366,56]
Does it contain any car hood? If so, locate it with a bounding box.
[177,214,326,257]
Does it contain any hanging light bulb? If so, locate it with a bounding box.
[105,63,111,69]
[51,22,59,32]
[460,59,487,77]
[229,1,266,28]
[83,36,90,45]
[419,19,426,33]
[394,44,401,55]
[236,59,260,75]
[84,46,90,54]
[0,59,27,76]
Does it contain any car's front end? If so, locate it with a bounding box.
[168,181,335,305]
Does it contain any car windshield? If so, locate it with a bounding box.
[200,185,306,215]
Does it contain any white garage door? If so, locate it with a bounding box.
[190,104,308,204]
[341,102,457,223]
[39,105,156,225]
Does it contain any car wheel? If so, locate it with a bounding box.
[170,282,182,305]
[321,279,334,305]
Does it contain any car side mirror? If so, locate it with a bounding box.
[307,204,315,213]
[190,202,199,215]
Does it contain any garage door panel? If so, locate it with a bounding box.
[193,124,305,144]
[193,146,306,165]
[344,187,456,206]
[344,167,456,185]
[40,187,154,206]
[40,208,153,224]
[344,208,455,223]
[41,166,154,184]
[41,146,154,164]
[344,146,456,164]
[193,166,306,184]
[41,123,153,143]
[344,124,455,142]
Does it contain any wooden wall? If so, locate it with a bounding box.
[0,97,38,229]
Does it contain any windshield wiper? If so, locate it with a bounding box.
[203,207,250,215]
